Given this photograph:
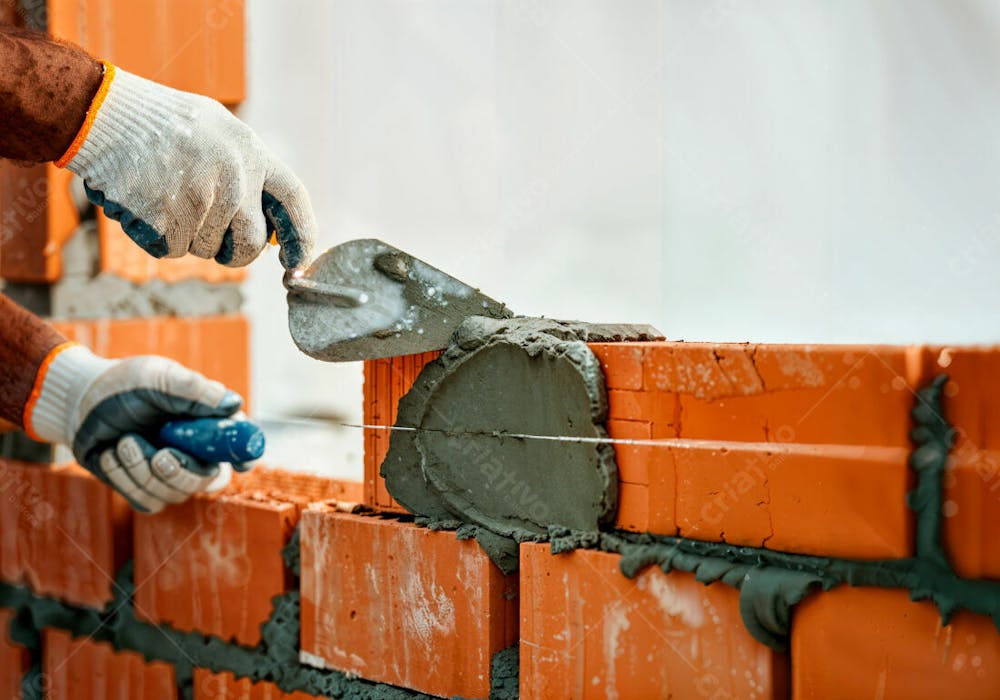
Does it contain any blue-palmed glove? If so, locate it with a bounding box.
[56,62,316,269]
[26,343,245,513]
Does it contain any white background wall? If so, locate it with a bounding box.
[238,1,1000,477]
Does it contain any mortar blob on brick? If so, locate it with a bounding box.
[379,316,654,566]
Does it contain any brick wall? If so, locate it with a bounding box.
[1,6,998,695]
[0,340,999,697]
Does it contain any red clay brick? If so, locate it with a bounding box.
[792,586,1000,699]
[671,440,912,557]
[606,389,675,425]
[605,418,651,441]
[0,608,29,698]
[940,449,1000,579]
[0,460,131,609]
[613,445,675,535]
[300,508,517,698]
[0,164,78,283]
[194,669,318,699]
[49,0,245,104]
[43,628,176,699]
[95,210,248,284]
[910,345,1000,450]
[53,315,251,407]
[909,346,1000,578]
[133,491,297,646]
[520,544,788,699]
[588,342,646,390]
[637,343,915,447]
[362,352,441,512]
[227,467,363,506]
[615,482,651,532]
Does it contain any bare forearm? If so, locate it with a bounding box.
[0,294,67,427]
[0,24,102,162]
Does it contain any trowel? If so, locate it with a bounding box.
[285,239,512,362]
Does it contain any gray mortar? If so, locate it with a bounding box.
[6,276,244,320]
[287,239,512,362]
[381,316,663,569]
[4,221,243,319]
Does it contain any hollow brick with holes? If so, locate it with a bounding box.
[0,460,131,609]
[519,543,788,699]
[133,490,298,646]
[0,607,30,697]
[299,507,518,698]
[362,352,441,511]
[43,627,176,699]
[792,586,1000,699]
[194,669,320,700]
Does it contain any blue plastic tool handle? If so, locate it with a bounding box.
[157,417,266,464]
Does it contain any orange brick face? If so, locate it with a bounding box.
[943,450,1000,579]
[792,586,1000,700]
[0,608,29,698]
[362,352,441,511]
[299,509,518,699]
[49,0,245,104]
[95,210,249,284]
[0,164,78,283]
[519,544,788,699]
[228,467,363,506]
[43,628,176,699]
[194,670,318,700]
[674,441,913,558]
[591,342,919,445]
[646,343,915,446]
[613,444,675,535]
[915,346,1000,579]
[133,492,298,646]
[588,342,645,390]
[0,460,131,609]
[53,315,251,407]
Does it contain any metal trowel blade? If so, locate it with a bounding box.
[286,239,512,362]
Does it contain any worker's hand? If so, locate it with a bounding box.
[27,344,244,513]
[58,64,316,269]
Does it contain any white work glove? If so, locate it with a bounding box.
[26,344,248,513]
[57,63,316,269]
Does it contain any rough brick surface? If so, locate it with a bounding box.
[914,346,1000,579]
[520,544,788,699]
[43,628,176,699]
[793,586,1000,699]
[134,492,297,646]
[227,467,363,506]
[0,608,29,699]
[674,440,912,557]
[96,210,248,284]
[53,315,251,407]
[195,669,318,699]
[362,352,441,511]
[590,342,917,446]
[613,444,675,535]
[588,343,645,390]
[677,343,915,445]
[0,165,78,283]
[300,509,518,699]
[0,460,131,609]
[943,449,1000,579]
[49,0,245,104]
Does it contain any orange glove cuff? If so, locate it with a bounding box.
[22,341,77,440]
[55,61,116,168]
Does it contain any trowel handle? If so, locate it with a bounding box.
[157,417,265,467]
